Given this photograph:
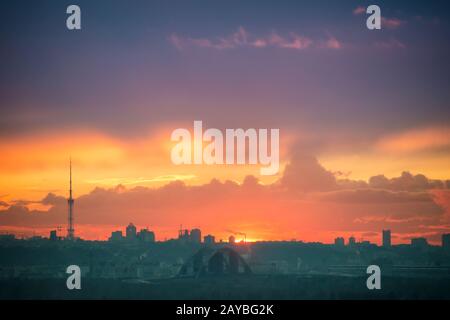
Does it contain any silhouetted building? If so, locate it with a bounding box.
[178,228,190,242]
[334,237,345,246]
[109,230,123,242]
[190,229,201,243]
[126,223,137,239]
[0,234,15,241]
[229,235,236,244]
[442,234,450,250]
[411,237,428,249]
[348,236,355,246]
[138,228,155,243]
[204,235,215,246]
[359,240,374,248]
[383,229,391,248]
[49,230,58,241]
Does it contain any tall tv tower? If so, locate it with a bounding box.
[67,158,75,240]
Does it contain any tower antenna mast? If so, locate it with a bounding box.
[67,158,75,240]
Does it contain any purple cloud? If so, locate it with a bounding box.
[169,27,342,51]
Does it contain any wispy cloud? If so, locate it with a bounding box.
[381,17,405,29]
[85,175,197,186]
[169,27,341,51]
[0,201,9,208]
[353,6,405,29]
[352,6,366,16]
[375,126,450,153]
[320,36,343,49]
[374,38,406,49]
[354,215,430,224]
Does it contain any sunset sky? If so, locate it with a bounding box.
[1,0,449,244]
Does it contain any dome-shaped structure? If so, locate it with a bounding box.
[179,247,251,277]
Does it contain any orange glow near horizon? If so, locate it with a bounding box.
[1,126,449,202]
[1,125,449,245]
[0,224,428,245]
[0,127,289,202]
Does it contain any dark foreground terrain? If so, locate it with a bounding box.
[1,274,450,300]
